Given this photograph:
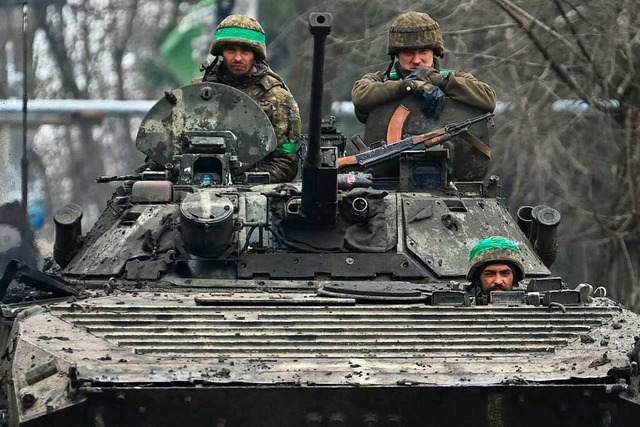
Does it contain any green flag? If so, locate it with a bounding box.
[160,0,215,85]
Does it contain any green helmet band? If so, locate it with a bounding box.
[468,237,521,263]
[214,27,266,46]
[466,237,525,282]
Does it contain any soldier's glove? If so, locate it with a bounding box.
[418,86,447,120]
[403,70,421,83]
[403,68,447,119]
[406,80,447,120]
[404,67,445,87]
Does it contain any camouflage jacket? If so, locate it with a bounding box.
[203,61,301,182]
[351,64,497,123]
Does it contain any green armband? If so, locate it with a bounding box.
[439,69,452,78]
[274,141,299,154]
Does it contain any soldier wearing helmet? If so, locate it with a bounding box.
[199,15,301,183]
[467,237,526,294]
[351,11,497,124]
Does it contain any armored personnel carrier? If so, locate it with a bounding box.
[1,13,639,427]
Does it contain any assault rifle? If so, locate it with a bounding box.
[337,113,494,170]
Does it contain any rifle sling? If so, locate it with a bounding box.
[386,104,411,143]
[460,131,491,158]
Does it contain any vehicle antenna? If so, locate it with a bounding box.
[20,0,29,217]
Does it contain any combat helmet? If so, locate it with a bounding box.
[466,237,525,283]
[210,15,267,61]
[387,12,445,58]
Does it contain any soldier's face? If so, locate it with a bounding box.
[222,45,255,76]
[479,263,514,293]
[397,48,434,71]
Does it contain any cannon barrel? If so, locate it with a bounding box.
[301,12,338,225]
[305,13,331,167]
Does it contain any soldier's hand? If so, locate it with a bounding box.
[418,86,447,120]
[403,69,423,82]
[403,71,447,119]
[404,66,444,86]
[404,79,447,119]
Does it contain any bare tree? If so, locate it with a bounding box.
[0,0,193,235]
[485,0,640,310]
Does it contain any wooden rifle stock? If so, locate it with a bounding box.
[336,154,359,169]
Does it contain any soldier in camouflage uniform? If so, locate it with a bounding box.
[351,11,497,124]
[467,237,526,294]
[200,15,301,182]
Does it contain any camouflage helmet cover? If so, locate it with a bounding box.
[210,15,267,61]
[387,11,445,58]
[466,237,525,282]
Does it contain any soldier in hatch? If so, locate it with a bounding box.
[351,11,497,124]
[466,237,526,294]
[198,15,301,182]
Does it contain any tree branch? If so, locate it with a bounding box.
[551,0,593,65]
[491,0,598,107]
[560,0,607,31]
[624,108,639,215]
[446,23,519,36]
[33,4,83,98]
[493,0,583,56]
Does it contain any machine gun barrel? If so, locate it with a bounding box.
[337,113,494,169]
[95,174,142,183]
